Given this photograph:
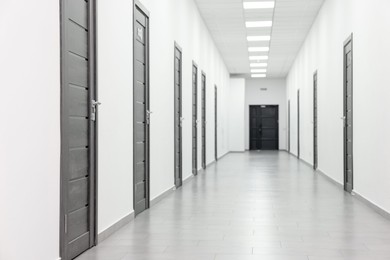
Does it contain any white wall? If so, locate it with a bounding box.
[245,79,287,150]
[138,0,231,199]
[286,0,390,212]
[0,1,60,260]
[229,78,246,152]
[97,0,134,234]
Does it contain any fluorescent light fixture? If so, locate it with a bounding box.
[250,63,268,68]
[248,46,269,52]
[251,69,267,73]
[251,74,267,78]
[243,1,275,9]
[249,56,269,61]
[247,36,271,42]
[245,21,272,28]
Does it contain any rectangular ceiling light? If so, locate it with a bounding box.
[243,2,275,9]
[245,21,272,28]
[251,69,267,73]
[248,47,269,52]
[247,36,271,42]
[250,63,268,68]
[251,74,267,78]
[249,56,269,61]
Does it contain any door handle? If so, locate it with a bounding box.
[91,100,101,121]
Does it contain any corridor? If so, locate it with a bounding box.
[76,152,390,260]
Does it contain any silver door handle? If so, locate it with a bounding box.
[91,100,101,121]
[180,117,184,121]
[146,110,153,115]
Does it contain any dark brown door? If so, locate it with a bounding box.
[249,105,279,150]
[133,2,150,216]
[174,43,183,188]
[344,35,353,193]
[201,73,206,169]
[192,63,198,175]
[313,72,318,170]
[60,0,97,258]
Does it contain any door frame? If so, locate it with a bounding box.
[133,0,150,214]
[192,61,198,175]
[313,71,318,170]
[174,42,183,188]
[343,34,354,192]
[201,71,207,169]
[59,0,98,258]
[249,105,279,150]
[214,85,218,161]
[297,90,300,158]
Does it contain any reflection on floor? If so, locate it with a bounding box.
[76,152,390,260]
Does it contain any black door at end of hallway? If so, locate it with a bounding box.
[192,62,198,175]
[174,43,183,188]
[133,2,150,216]
[201,72,207,169]
[60,0,97,259]
[249,105,279,150]
[343,35,353,193]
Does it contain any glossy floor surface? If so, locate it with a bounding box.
[76,152,390,260]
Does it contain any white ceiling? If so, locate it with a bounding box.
[194,0,325,78]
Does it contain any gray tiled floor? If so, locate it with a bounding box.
[76,152,390,260]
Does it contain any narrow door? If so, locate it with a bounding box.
[174,43,183,188]
[201,73,206,169]
[192,63,198,175]
[313,72,318,170]
[288,100,291,153]
[249,105,279,150]
[214,85,218,161]
[297,90,300,158]
[343,35,353,192]
[133,2,150,216]
[60,0,97,258]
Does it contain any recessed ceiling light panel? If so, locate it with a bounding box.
[250,63,268,68]
[243,1,275,9]
[245,21,272,28]
[249,56,269,60]
[248,47,269,52]
[251,74,267,78]
[247,36,271,42]
[251,69,267,73]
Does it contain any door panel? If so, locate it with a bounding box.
[192,63,198,173]
[133,3,150,216]
[297,90,300,158]
[174,45,183,188]
[313,72,318,169]
[288,100,290,153]
[344,35,353,192]
[201,73,206,169]
[215,86,218,161]
[249,106,279,150]
[60,0,96,258]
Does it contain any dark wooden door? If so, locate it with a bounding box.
[313,72,318,169]
[214,85,218,161]
[60,0,97,258]
[344,35,353,193]
[288,100,291,153]
[192,63,198,175]
[297,90,300,158]
[249,105,279,150]
[201,73,206,169]
[133,2,150,216]
[174,44,183,188]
